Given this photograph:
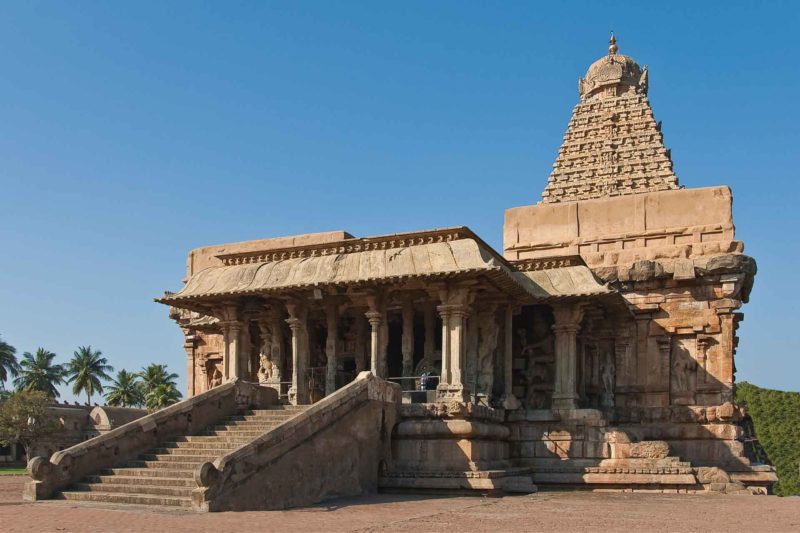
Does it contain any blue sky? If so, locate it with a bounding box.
[1,1,798,400]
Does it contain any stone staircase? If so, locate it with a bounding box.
[57,405,308,507]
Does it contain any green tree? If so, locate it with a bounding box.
[144,383,182,411]
[104,369,144,407]
[0,335,19,388]
[13,349,65,398]
[137,363,178,394]
[736,382,800,496]
[0,390,60,460]
[66,346,114,404]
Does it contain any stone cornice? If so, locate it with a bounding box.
[511,256,584,271]
[216,227,470,266]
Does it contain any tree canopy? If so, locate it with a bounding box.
[104,369,144,407]
[736,382,800,496]
[0,335,19,388]
[66,346,114,404]
[138,363,182,411]
[0,390,60,459]
[13,348,65,398]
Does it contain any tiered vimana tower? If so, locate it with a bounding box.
[542,34,679,202]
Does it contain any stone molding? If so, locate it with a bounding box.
[217,228,468,266]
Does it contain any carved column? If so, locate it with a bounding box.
[437,305,451,384]
[182,328,197,397]
[436,286,473,402]
[423,302,436,364]
[501,304,520,409]
[286,303,308,405]
[354,313,367,374]
[551,303,585,410]
[366,311,382,376]
[325,303,338,396]
[221,321,243,381]
[449,304,469,391]
[401,300,415,377]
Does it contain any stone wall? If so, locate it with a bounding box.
[194,372,400,511]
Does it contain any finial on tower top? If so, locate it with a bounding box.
[609,32,618,55]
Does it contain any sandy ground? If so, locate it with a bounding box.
[1,476,798,532]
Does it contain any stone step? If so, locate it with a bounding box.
[128,459,205,469]
[211,420,285,429]
[72,482,194,498]
[173,435,254,445]
[59,489,193,508]
[139,453,216,463]
[224,415,295,423]
[239,405,310,415]
[151,446,233,456]
[201,429,269,436]
[100,468,195,479]
[85,475,194,487]
[162,441,243,450]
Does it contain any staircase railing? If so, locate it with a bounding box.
[193,371,401,511]
[25,379,277,501]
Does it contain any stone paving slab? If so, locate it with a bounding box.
[2,476,799,532]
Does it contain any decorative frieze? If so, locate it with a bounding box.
[217,229,467,266]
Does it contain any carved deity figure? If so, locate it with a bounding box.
[672,354,696,393]
[209,367,223,389]
[257,321,281,386]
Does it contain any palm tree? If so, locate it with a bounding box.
[144,383,182,411]
[13,348,65,398]
[104,370,144,407]
[0,335,19,389]
[66,346,114,404]
[137,363,178,395]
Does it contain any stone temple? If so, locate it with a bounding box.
[25,37,777,510]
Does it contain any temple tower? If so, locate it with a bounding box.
[542,34,680,203]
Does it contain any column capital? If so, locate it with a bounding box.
[219,320,242,332]
[285,317,302,330]
[436,303,471,318]
[552,302,585,328]
[365,310,382,326]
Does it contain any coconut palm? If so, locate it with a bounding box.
[13,348,65,398]
[137,363,178,394]
[104,369,144,407]
[65,346,114,404]
[0,335,19,389]
[144,383,182,411]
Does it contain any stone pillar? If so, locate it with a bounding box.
[423,303,436,364]
[221,321,242,381]
[181,328,197,397]
[551,304,585,410]
[366,311,382,376]
[354,313,367,374]
[286,303,308,405]
[401,300,414,377]
[501,304,521,409]
[449,305,469,391]
[325,303,338,396]
[437,305,451,384]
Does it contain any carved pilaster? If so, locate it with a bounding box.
[365,311,382,376]
[286,302,308,405]
[551,303,585,410]
[401,300,414,378]
[325,302,338,396]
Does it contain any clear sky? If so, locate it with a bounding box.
[1,1,798,401]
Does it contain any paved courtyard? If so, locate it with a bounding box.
[2,476,798,532]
